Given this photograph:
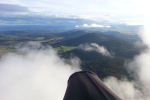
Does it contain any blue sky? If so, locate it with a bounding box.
[0,0,148,26]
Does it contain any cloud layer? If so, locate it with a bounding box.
[0,0,148,25]
[78,43,112,57]
[0,42,80,100]
[103,18,150,100]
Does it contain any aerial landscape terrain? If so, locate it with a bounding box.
[0,25,147,100]
[0,26,141,79]
[1,0,150,100]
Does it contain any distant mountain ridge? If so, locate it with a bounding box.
[56,30,87,38]
[55,30,139,42]
[61,33,118,46]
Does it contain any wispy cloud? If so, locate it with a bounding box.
[78,43,112,57]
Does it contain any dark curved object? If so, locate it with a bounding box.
[63,71,121,100]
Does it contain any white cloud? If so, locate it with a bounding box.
[91,23,104,27]
[79,23,111,28]
[103,14,150,100]
[104,77,143,100]
[78,43,112,57]
[83,24,89,27]
[0,42,80,100]
[104,49,150,100]
[83,23,104,27]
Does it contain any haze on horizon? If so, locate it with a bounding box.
[0,0,148,26]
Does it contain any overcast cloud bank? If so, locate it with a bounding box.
[0,0,147,25]
[0,42,80,100]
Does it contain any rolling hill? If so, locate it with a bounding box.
[59,33,118,46]
[60,32,139,60]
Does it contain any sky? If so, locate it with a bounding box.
[0,0,148,26]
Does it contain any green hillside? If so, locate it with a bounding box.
[59,33,117,46]
[81,57,130,79]
[59,32,140,79]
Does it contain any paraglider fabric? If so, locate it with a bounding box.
[63,71,122,100]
